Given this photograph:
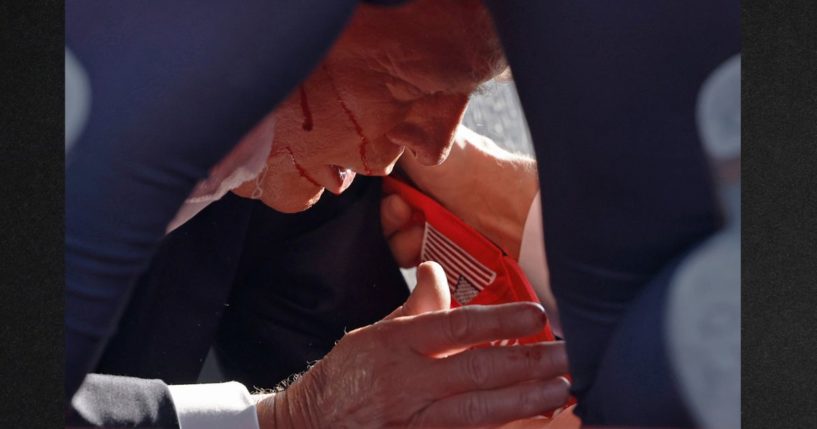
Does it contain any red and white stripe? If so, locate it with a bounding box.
[489,339,520,347]
[421,223,496,293]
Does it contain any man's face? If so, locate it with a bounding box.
[234,0,504,212]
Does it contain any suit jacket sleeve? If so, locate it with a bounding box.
[68,374,179,428]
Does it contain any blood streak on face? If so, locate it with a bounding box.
[299,85,314,132]
[281,146,321,187]
[233,0,504,213]
[322,64,372,175]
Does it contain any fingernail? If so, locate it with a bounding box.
[551,376,571,403]
[540,377,572,410]
[528,302,547,324]
[522,304,546,328]
[557,376,571,389]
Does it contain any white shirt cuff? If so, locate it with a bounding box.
[167,381,260,429]
[518,192,563,337]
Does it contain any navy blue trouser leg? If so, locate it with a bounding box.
[65,0,360,398]
[486,1,739,425]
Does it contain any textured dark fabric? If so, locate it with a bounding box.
[587,257,693,427]
[485,1,739,426]
[94,176,408,389]
[65,0,359,398]
[94,193,255,384]
[68,375,178,428]
[215,177,409,388]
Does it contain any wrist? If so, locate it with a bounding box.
[256,368,327,429]
[256,390,309,429]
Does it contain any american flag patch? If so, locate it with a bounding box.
[421,223,496,304]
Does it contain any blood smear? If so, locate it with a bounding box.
[282,146,321,187]
[322,64,372,174]
[298,85,314,131]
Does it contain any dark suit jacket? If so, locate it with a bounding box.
[71,176,409,427]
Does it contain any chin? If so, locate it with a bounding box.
[262,187,325,213]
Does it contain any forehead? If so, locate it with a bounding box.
[334,0,504,93]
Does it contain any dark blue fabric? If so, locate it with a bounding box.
[485,1,739,426]
[587,256,693,426]
[93,193,255,384]
[65,0,360,399]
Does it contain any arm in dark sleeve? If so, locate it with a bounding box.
[485,1,739,425]
[64,0,361,399]
[215,177,410,389]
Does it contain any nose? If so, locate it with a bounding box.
[386,93,469,165]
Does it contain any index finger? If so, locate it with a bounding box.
[391,302,547,356]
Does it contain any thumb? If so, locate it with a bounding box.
[383,261,450,320]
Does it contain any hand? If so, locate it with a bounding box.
[257,262,570,428]
[386,125,539,262]
[382,125,561,340]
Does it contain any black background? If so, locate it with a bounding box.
[742,0,817,427]
[1,0,64,427]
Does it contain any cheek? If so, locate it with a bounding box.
[272,90,356,167]
[338,95,411,172]
[296,96,407,172]
[270,66,412,172]
[363,136,406,174]
[353,96,409,135]
[322,61,411,137]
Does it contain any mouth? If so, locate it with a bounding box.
[310,161,403,195]
[302,143,405,196]
[359,162,398,177]
[311,164,357,195]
